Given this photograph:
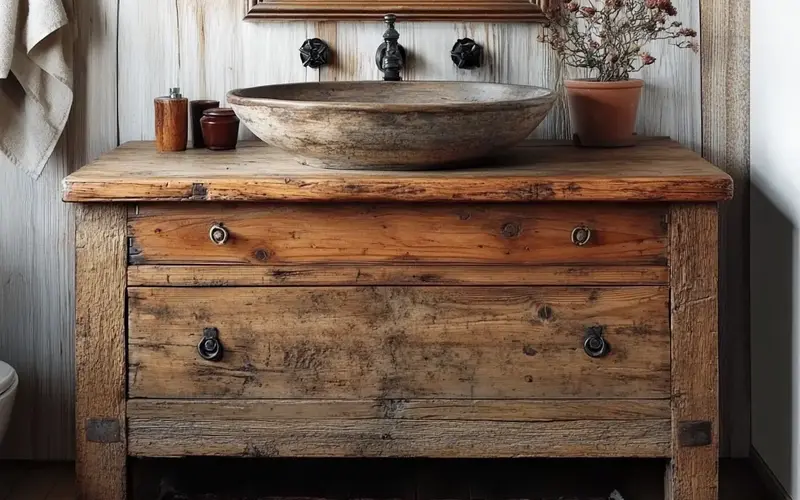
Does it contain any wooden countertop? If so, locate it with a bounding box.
[62,139,733,203]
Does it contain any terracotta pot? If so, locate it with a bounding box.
[564,79,644,148]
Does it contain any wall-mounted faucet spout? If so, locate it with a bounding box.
[375,14,406,81]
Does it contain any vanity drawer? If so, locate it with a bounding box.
[127,203,668,266]
[127,286,670,399]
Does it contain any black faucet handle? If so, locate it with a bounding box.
[384,13,397,25]
[299,38,330,69]
[451,38,483,70]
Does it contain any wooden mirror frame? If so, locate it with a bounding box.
[244,0,551,21]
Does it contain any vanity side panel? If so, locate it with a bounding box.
[667,203,719,500]
[75,204,127,500]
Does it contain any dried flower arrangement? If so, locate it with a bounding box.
[539,0,698,82]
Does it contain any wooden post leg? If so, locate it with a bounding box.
[75,204,127,500]
[667,204,720,499]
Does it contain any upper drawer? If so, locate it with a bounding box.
[127,203,667,265]
[128,286,670,400]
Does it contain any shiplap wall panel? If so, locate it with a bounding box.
[0,0,118,459]
[702,0,750,457]
[0,141,75,460]
[118,0,180,141]
[635,0,701,151]
[119,1,699,146]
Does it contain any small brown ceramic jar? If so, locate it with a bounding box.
[200,108,240,151]
[190,100,220,148]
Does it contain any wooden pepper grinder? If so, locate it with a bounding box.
[154,87,188,152]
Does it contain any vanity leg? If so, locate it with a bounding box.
[75,204,128,500]
[666,204,719,500]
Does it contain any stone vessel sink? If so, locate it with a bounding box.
[227,81,556,170]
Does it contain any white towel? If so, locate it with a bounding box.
[0,0,72,178]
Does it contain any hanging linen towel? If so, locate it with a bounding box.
[0,0,72,178]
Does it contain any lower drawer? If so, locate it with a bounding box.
[127,399,671,458]
[128,286,669,399]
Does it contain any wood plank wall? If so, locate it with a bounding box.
[0,0,118,459]
[0,0,748,459]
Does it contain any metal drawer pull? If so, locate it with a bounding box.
[198,327,224,361]
[583,326,610,358]
[209,223,229,245]
[571,225,592,246]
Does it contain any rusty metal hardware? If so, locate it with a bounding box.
[198,327,224,361]
[300,38,330,69]
[571,225,592,246]
[376,14,406,81]
[85,418,121,443]
[209,223,229,245]
[451,38,483,69]
[583,325,610,358]
[678,421,713,447]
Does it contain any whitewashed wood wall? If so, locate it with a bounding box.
[117,0,699,147]
[0,0,117,459]
[1,0,706,460]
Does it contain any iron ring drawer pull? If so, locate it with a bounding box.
[198,327,224,361]
[571,225,592,246]
[583,326,610,358]
[209,223,229,245]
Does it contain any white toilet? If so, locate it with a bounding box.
[0,361,18,444]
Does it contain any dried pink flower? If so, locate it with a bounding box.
[537,0,696,81]
[645,0,677,15]
[641,52,657,65]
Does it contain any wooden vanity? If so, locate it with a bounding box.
[63,139,732,500]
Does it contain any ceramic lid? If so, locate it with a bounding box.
[0,361,16,395]
[202,107,236,117]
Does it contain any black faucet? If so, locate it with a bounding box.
[375,14,406,81]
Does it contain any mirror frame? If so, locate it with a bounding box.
[244,0,551,21]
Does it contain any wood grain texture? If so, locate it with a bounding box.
[126,203,668,266]
[701,0,750,458]
[75,205,127,500]
[668,204,720,500]
[128,286,670,399]
[63,139,732,203]
[0,0,118,461]
[154,98,188,152]
[128,416,671,458]
[127,398,671,421]
[127,264,669,286]
[245,0,548,21]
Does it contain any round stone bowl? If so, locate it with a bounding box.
[227,81,556,170]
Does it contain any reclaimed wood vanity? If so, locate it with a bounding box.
[63,139,732,500]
